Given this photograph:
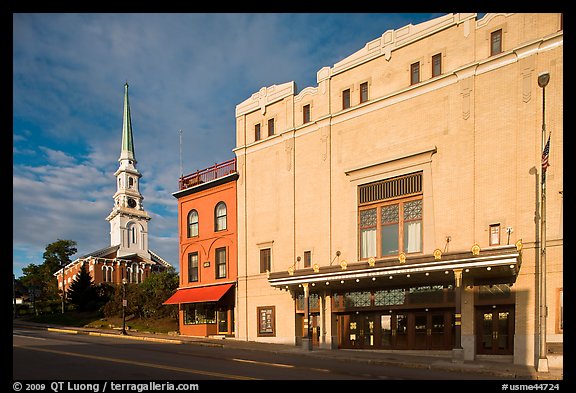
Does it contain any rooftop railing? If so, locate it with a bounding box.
[179,158,237,190]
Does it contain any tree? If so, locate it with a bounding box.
[102,268,179,319]
[67,263,98,312]
[43,239,77,274]
[139,268,179,319]
[20,239,78,302]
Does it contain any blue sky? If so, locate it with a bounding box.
[13,13,462,278]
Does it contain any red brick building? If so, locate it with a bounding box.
[164,159,238,336]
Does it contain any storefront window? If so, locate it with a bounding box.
[183,303,216,324]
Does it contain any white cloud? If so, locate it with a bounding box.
[13,13,448,277]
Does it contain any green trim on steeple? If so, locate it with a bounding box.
[120,82,136,161]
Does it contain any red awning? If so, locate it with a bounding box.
[163,283,234,305]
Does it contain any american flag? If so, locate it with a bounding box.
[542,132,551,182]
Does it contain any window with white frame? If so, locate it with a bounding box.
[215,202,227,231]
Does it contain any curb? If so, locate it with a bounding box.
[15,322,562,380]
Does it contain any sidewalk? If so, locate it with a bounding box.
[13,320,563,380]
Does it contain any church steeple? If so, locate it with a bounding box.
[107,83,150,257]
[120,82,136,163]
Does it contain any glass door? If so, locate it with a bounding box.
[217,309,228,334]
[476,306,514,355]
[362,314,376,348]
[430,311,452,349]
[380,314,393,348]
[413,313,428,349]
[395,312,409,348]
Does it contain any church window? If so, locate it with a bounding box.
[103,266,114,283]
[129,263,140,283]
[128,177,134,188]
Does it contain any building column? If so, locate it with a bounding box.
[302,283,312,350]
[461,275,475,361]
[319,291,325,347]
[452,268,465,362]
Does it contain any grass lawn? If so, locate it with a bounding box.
[24,311,179,334]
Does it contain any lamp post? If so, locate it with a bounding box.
[13,274,17,319]
[61,262,66,314]
[121,278,128,335]
[537,71,549,373]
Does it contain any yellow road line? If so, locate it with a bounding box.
[47,328,78,334]
[232,358,294,368]
[87,331,183,344]
[15,346,259,380]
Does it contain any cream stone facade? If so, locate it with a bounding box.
[233,13,563,368]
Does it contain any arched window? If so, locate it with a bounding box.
[127,222,138,246]
[102,266,114,283]
[215,202,227,231]
[128,177,134,188]
[130,263,139,284]
[188,210,199,237]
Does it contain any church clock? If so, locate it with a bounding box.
[127,197,137,208]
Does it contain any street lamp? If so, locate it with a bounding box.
[537,71,549,373]
[61,262,66,314]
[121,278,128,335]
[13,274,17,319]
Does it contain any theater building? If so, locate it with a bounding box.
[233,13,563,367]
[165,159,238,337]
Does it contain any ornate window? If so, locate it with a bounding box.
[360,208,377,258]
[215,202,227,231]
[359,172,423,259]
[187,210,199,238]
[374,289,405,306]
[344,291,371,308]
[403,199,423,253]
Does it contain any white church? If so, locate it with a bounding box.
[55,83,172,291]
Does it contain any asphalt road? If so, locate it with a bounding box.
[13,327,506,382]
